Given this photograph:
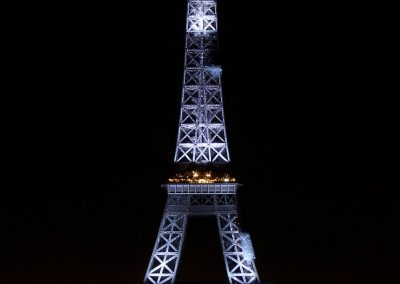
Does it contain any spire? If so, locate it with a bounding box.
[174,0,230,164]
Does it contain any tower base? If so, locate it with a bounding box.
[144,183,260,284]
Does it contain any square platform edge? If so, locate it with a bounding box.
[162,183,241,194]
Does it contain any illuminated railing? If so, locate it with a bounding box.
[168,171,236,184]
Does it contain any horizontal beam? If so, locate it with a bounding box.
[163,183,240,194]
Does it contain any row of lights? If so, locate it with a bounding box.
[169,171,236,184]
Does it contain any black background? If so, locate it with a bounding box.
[2,1,399,283]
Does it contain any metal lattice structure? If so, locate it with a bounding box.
[145,185,259,284]
[145,1,261,283]
[174,0,230,163]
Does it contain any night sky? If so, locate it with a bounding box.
[3,1,399,283]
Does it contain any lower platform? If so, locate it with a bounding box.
[163,183,240,194]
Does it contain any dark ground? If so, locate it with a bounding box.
[2,1,399,283]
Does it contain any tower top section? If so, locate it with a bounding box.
[174,0,230,164]
[186,0,218,34]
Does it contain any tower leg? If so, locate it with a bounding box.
[217,214,260,284]
[145,211,188,284]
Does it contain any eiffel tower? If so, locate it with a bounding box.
[144,1,260,283]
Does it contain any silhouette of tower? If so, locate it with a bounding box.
[145,1,260,283]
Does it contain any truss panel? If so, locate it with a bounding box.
[145,213,188,284]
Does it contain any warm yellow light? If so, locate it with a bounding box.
[169,171,236,184]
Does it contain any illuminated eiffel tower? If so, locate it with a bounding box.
[144,1,260,283]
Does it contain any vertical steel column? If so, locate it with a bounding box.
[145,211,188,284]
[217,214,260,283]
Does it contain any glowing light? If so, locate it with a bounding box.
[206,65,222,76]
[240,232,256,262]
[168,171,236,184]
